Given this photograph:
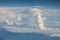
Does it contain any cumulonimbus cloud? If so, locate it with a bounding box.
[0,7,60,37]
[29,7,60,37]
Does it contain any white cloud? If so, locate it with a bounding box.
[17,14,21,21]
[0,8,7,13]
[0,7,41,33]
[4,19,14,25]
[0,7,22,26]
[29,8,42,16]
[42,8,60,16]
[0,6,60,38]
[46,21,60,25]
[0,26,40,33]
[30,8,46,31]
[50,33,60,37]
[39,26,60,37]
[31,8,60,37]
[15,21,21,26]
[0,8,17,19]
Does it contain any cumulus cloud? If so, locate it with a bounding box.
[4,18,14,25]
[0,6,60,37]
[17,14,21,21]
[30,7,60,37]
[0,7,41,33]
[29,8,42,16]
[0,7,22,26]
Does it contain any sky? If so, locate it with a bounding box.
[0,0,60,38]
[0,0,60,7]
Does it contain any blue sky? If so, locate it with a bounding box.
[0,0,60,8]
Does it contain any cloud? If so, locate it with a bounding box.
[0,8,7,13]
[29,8,46,31]
[31,8,60,37]
[0,6,60,37]
[46,21,60,26]
[0,26,40,33]
[50,33,60,37]
[39,25,60,37]
[25,8,60,36]
[42,8,60,16]
[29,8,42,16]
[0,8,17,19]
[4,19,14,25]
[0,7,41,33]
[0,7,22,26]
[17,14,21,21]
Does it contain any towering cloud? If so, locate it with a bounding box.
[29,8,46,30]
[29,7,60,37]
[0,7,60,37]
